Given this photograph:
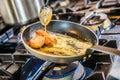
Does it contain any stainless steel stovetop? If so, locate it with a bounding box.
[0,0,120,80]
[0,23,119,80]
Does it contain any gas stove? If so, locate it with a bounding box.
[0,0,120,80]
[0,36,118,80]
[0,23,120,80]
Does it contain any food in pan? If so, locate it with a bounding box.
[29,30,92,56]
[29,30,57,48]
[29,36,45,48]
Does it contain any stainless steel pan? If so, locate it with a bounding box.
[21,20,120,63]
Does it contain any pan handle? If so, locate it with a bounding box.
[90,45,120,56]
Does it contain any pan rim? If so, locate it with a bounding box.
[21,20,99,58]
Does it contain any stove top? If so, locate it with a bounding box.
[0,21,119,79]
[0,0,120,80]
[0,38,118,80]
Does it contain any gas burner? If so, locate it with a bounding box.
[11,57,88,80]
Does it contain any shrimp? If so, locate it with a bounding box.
[29,36,45,48]
[35,30,57,45]
[29,29,58,48]
[36,30,49,37]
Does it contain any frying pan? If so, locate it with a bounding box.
[21,20,120,63]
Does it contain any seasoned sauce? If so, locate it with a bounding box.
[37,33,92,56]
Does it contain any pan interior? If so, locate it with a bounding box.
[21,20,98,60]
